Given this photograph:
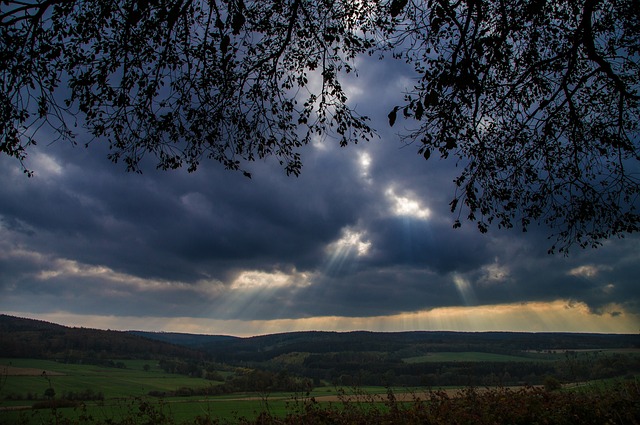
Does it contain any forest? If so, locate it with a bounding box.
[2,315,639,392]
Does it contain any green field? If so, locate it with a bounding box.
[2,356,638,425]
[0,359,394,424]
[0,358,221,402]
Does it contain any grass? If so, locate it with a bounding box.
[3,381,639,425]
[2,357,638,424]
[0,358,220,402]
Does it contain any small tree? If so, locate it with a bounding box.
[43,387,55,400]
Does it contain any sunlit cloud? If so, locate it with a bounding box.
[480,260,510,284]
[230,269,313,291]
[33,255,224,296]
[31,152,63,178]
[326,228,371,258]
[358,152,372,182]
[568,264,612,278]
[322,228,372,276]
[385,187,431,220]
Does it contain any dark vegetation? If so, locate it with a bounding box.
[5,383,640,424]
[0,315,204,363]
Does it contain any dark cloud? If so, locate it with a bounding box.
[1,56,639,330]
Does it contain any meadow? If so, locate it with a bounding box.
[0,358,221,403]
[2,357,639,425]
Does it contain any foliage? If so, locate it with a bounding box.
[2,1,639,249]
[392,0,640,252]
[1,0,378,177]
[543,375,562,391]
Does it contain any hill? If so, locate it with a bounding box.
[0,315,203,362]
[128,330,238,348]
[2,314,639,388]
[199,329,640,362]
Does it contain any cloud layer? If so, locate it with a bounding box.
[1,57,639,335]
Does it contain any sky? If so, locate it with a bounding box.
[1,54,639,337]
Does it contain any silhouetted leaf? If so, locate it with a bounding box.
[221,34,230,54]
[388,107,399,127]
[415,101,424,120]
[390,0,408,18]
[232,11,245,35]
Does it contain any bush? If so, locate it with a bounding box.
[543,375,562,391]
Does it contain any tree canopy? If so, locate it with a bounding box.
[1,0,639,252]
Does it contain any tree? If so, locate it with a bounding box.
[1,0,638,252]
[389,0,640,252]
[43,386,55,400]
[1,0,378,176]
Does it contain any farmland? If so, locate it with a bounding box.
[0,358,221,403]
[1,315,639,424]
[2,355,639,424]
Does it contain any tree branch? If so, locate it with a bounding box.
[581,0,640,100]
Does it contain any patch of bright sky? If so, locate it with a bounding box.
[19,249,224,296]
[480,259,510,284]
[322,228,372,277]
[325,228,371,258]
[230,269,312,291]
[31,152,64,177]
[568,264,612,278]
[6,299,637,336]
[358,152,372,182]
[385,187,431,220]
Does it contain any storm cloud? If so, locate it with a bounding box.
[1,56,639,335]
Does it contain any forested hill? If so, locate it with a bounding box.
[2,314,639,364]
[200,330,640,363]
[0,315,203,361]
[129,330,238,349]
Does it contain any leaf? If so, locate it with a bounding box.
[390,0,409,18]
[445,137,457,149]
[415,101,424,120]
[388,106,399,127]
[423,148,431,160]
[232,11,245,35]
[221,34,230,54]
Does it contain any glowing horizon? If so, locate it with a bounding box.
[4,299,637,338]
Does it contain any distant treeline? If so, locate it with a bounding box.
[148,368,312,398]
[202,330,640,363]
[298,351,640,387]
